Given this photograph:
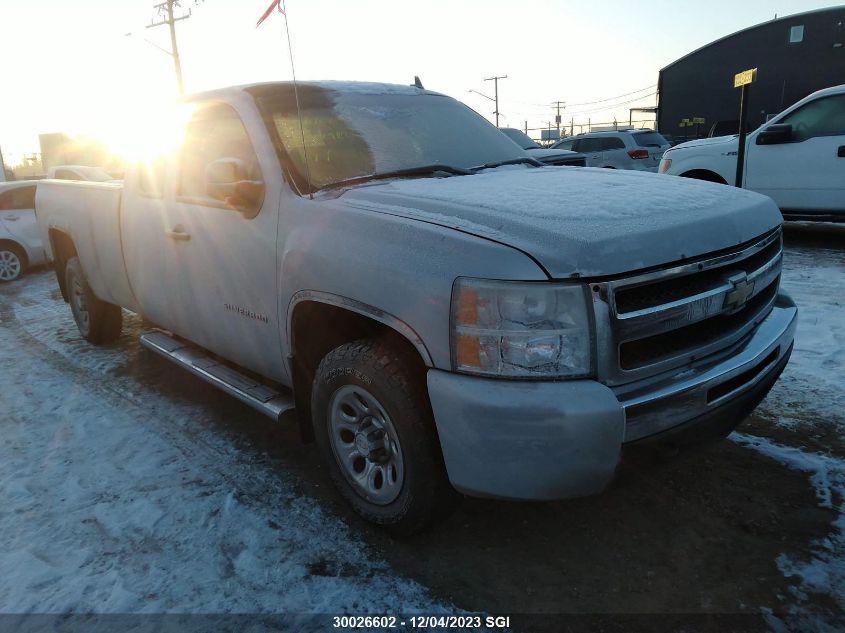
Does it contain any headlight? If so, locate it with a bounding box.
[658,158,672,174]
[450,278,594,378]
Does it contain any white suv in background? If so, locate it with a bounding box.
[552,130,670,171]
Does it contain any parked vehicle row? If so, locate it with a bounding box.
[35,80,796,533]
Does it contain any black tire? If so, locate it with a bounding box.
[0,243,26,282]
[65,256,122,344]
[311,339,459,534]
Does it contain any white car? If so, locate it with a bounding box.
[551,129,670,172]
[660,84,845,221]
[0,181,46,282]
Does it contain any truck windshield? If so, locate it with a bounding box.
[249,83,528,193]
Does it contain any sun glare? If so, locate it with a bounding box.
[96,97,189,166]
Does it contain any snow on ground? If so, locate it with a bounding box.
[754,240,845,433]
[730,230,845,615]
[731,433,845,611]
[0,276,445,615]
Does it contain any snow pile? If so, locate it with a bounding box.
[731,433,845,611]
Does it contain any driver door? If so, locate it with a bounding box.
[745,93,845,211]
[162,101,283,379]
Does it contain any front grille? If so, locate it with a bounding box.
[602,228,783,378]
[619,277,779,369]
[615,237,781,315]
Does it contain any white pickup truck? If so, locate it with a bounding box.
[660,84,845,222]
[36,81,797,533]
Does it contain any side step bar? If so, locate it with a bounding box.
[140,330,295,421]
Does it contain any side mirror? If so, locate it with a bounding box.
[205,157,264,212]
[756,124,792,145]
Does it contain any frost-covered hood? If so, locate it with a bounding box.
[338,167,782,278]
[526,148,578,160]
[668,135,738,153]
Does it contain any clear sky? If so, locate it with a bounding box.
[0,0,838,161]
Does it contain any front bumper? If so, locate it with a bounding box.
[427,293,797,501]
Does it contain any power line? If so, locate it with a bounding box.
[499,83,656,109]
[564,84,656,108]
[565,92,656,116]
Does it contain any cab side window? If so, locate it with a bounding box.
[779,95,845,142]
[555,139,576,151]
[177,102,263,215]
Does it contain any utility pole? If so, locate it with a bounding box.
[552,101,565,137]
[147,0,192,95]
[483,75,507,127]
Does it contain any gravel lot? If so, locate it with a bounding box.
[0,223,843,631]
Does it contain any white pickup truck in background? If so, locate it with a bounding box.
[660,84,845,222]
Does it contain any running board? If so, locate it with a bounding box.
[139,330,294,421]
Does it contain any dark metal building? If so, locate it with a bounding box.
[657,7,845,141]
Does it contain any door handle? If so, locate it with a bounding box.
[165,225,191,241]
[5,215,19,221]
[838,146,845,158]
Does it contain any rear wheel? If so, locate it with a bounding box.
[65,256,122,344]
[312,339,459,534]
[0,245,25,282]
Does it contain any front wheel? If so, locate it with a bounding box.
[312,339,459,534]
[65,256,123,344]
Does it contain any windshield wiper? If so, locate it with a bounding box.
[470,156,544,171]
[321,164,472,191]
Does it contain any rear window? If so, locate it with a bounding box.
[631,132,668,148]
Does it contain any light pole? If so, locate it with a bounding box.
[483,75,507,127]
[146,0,193,95]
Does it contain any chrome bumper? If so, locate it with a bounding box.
[614,292,797,443]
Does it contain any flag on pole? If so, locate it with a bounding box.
[256,0,284,27]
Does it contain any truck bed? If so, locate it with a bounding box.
[35,180,138,311]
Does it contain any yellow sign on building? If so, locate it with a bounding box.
[734,68,757,88]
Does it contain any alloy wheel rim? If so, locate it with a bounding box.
[0,250,21,281]
[327,384,405,505]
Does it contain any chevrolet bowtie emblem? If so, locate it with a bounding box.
[724,273,755,311]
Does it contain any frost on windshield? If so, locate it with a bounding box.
[252,83,523,190]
